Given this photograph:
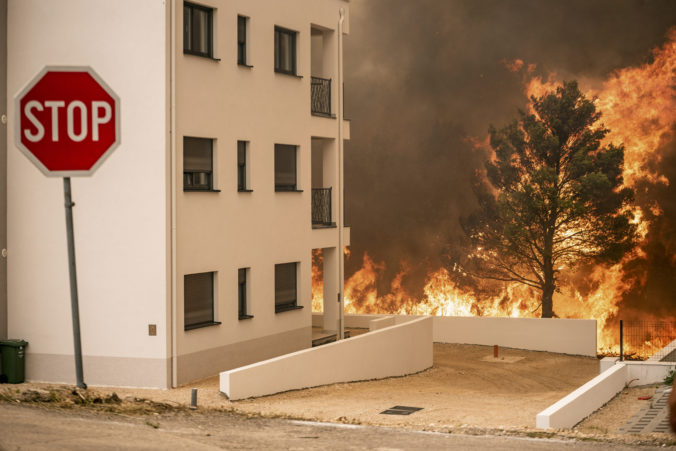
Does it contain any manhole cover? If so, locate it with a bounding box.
[380,406,423,415]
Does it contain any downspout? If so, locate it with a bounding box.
[336,7,345,340]
[169,0,178,387]
[0,0,7,341]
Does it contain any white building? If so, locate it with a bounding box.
[2,0,350,388]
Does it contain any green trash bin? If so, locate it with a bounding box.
[0,339,28,384]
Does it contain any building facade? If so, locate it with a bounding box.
[5,0,349,388]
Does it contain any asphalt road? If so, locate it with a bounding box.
[0,404,663,450]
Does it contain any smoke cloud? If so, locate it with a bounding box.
[343,0,676,309]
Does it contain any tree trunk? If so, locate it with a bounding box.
[542,228,555,318]
[541,281,555,318]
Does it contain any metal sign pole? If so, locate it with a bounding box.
[63,177,86,389]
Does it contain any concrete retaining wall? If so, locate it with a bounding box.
[318,313,597,356]
[432,316,597,356]
[536,363,628,429]
[369,316,396,331]
[599,357,675,385]
[538,359,676,429]
[599,356,619,373]
[625,361,676,385]
[220,317,433,400]
[345,313,387,329]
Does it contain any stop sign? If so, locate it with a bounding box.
[15,66,120,177]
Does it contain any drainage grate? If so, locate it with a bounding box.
[380,406,423,415]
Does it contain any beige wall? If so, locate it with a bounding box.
[177,325,309,385]
[26,353,169,389]
[7,0,169,386]
[174,0,349,382]
[433,316,597,356]
[221,317,433,400]
[343,313,389,328]
[337,313,597,356]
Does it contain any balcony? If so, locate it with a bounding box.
[312,187,334,227]
[311,76,332,117]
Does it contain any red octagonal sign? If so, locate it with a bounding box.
[15,66,120,177]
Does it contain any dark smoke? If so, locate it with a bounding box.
[343,0,676,303]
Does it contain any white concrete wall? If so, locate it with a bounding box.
[369,316,396,331]
[221,316,433,400]
[600,356,675,384]
[625,361,676,385]
[599,356,619,373]
[344,313,388,329]
[338,314,597,356]
[7,0,168,387]
[536,363,627,429]
[538,359,676,429]
[432,316,597,356]
[312,312,379,329]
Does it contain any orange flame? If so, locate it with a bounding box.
[314,28,676,357]
[312,249,324,312]
[527,31,676,189]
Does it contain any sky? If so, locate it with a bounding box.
[341,0,676,309]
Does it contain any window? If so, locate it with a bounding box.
[275,263,301,313]
[274,26,297,75]
[184,2,213,58]
[238,268,252,319]
[274,144,298,191]
[184,137,214,191]
[237,15,248,65]
[184,272,219,330]
[237,140,250,191]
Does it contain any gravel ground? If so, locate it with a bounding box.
[576,385,660,435]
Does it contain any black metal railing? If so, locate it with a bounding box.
[619,320,676,361]
[311,76,331,116]
[312,187,333,226]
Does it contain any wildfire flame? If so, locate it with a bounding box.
[313,28,676,357]
[312,249,324,312]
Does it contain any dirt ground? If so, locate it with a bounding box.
[230,343,600,429]
[6,344,599,430]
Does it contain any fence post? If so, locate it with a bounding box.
[619,319,623,362]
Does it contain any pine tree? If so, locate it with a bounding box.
[461,81,637,317]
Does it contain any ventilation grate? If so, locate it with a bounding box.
[380,405,423,415]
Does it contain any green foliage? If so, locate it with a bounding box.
[461,81,637,317]
[665,369,674,386]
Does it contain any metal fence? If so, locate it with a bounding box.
[620,320,676,361]
[311,76,331,116]
[311,187,332,226]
